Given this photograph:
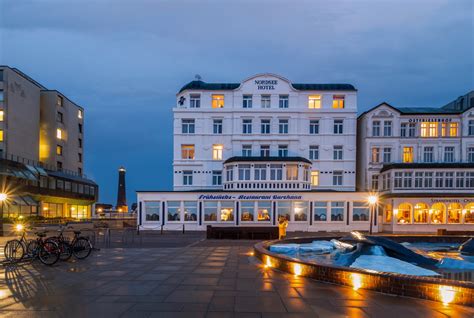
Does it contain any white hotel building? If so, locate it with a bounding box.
[357,91,474,233]
[138,74,372,232]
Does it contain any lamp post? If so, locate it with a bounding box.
[0,193,7,237]
[368,194,378,235]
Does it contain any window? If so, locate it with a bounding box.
[254,164,267,180]
[314,201,327,221]
[435,172,444,188]
[243,95,252,108]
[278,145,288,157]
[238,164,251,180]
[308,95,321,109]
[309,145,319,160]
[309,120,319,134]
[333,145,343,160]
[333,171,343,186]
[167,201,181,221]
[78,138,82,148]
[257,201,271,221]
[431,203,445,224]
[394,172,403,188]
[212,171,222,185]
[403,172,412,188]
[242,145,252,157]
[384,204,392,223]
[277,202,291,221]
[204,201,218,221]
[190,94,201,108]
[278,119,288,134]
[181,119,195,134]
[57,96,63,107]
[212,144,223,160]
[467,172,474,188]
[184,201,198,221]
[213,119,223,134]
[56,145,63,156]
[444,146,455,162]
[402,147,413,163]
[279,95,289,108]
[441,123,448,137]
[456,172,465,188]
[400,123,407,138]
[408,123,416,137]
[382,147,391,163]
[449,122,459,137]
[397,203,411,224]
[353,202,369,221]
[383,121,392,137]
[57,161,63,170]
[333,119,343,134]
[181,144,195,160]
[78,153,82,163]
[371,147,380,163]
[332,95,344,109]
[260,145,270,157]
[372,121,380,136]
[447,203,462,224]
[421,122,438,137]
[261,119,271,134]
[0,90,3,102]
[293,201,308,221]
[286,164,298,181]
[414,203,429,223]
[220,201,234,222]
[423,147,434,163]
[331,201,344,221]
[445,172,454,187]
[270,164,283,180]
[0,110,3,121]
[78,109,83,119]
[468,147,474,163]
[371,175,379,190]
[242,119,252,134]
[212,95,224,108]
[145,201,160,221]
[311,171,319,186]
[415,172,423,188]
[56,128,62,139]
[261,95,271,108]
[241,201,255,221]
[226,166,233,182]
[469,120,474,136]
[78,124,83,134]
[183,171,193,185]
[57,111,63,123]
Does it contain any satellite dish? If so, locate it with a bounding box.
[195,74,202,81]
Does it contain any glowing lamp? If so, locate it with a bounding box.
[368,195,378,205]
[293,263,302,276]
[0,193,7,201]
[350,273,362,291]
[15,224,24,232]
[439,285,455,305]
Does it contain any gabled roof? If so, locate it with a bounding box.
[224,156,312,164]
[359,102,474,119]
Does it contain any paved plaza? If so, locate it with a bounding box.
[0,234,473,317]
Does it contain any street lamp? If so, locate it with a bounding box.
[368,194,378,235]
[0,193,8,237]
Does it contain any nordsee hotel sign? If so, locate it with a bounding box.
[198,194,302,200]
[255,79,277,90]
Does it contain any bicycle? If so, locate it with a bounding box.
[46,226,93,260]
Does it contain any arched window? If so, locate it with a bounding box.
[384,204,392,223]
[414,203,429,223]
[464,203,474,224]
[447,203,462,224]
[397,203,411,224]
[430,203,446,224]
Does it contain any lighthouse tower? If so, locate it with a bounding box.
[116,166,128,212]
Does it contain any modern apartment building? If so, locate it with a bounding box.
[0,66,98,219]
[357,91,474,233]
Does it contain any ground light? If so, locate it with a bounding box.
[293,263,302,276]
[350,273,363,291]
[439,285,456,305]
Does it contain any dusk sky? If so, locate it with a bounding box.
[1,0,473,206]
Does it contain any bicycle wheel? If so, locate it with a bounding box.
[58,241,72,261]
[4,240,25,263]
[72,237,92,259]
[26,240,39,257]
[38,241,60,265]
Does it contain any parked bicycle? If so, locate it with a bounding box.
[46,226,93,261]
[4,225,60,265]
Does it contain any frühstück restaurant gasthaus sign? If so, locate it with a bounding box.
[198,194,302,200]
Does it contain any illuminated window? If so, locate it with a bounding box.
[0,110,4,121]
[465,203,474,223]
[384,204,392,223]
[212,144,223,160]
[78,109,83,119]
[431,203,445,224]
[332,95,345,109]
[56,145,63,156]
[402,147,413,163]
[181,144,195,160]
[241,201,254,221]
[56,128,62,139]
[308,95,321,109]
[414,203,429,223]
[447,203,462,224]
[420,122,438,137]
[0,129,3,142]
[220,201,234,222]
[294,201,308,221]
[311,171,319,186]
[449,122,458,137]
[397,203,412,224]
[441,122,447,137]
[286,164,298,181]
[257,201,271,221]
[371,147,380,163]
[57,96,63,107]
[211,95,224,108]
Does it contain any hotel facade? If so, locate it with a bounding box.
[137,74,474,233]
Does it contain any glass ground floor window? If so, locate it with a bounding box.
[145,201,160,221]
[220,201,234,222]
[241,201,255,222]
[68,205,90,219]
[352,201,369,221]
[392,201,474,224]
[167,201,181,221]
[42,202,64,218]
[203,201,235,222]
[414,203,429,223]
[313,201,327,221]
[293,201,308,222]
[277,201,291,221]
[184,201,197,221]
[330,201,345,222]
[204,201,218,221]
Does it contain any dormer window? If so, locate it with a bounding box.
[190,94,200,108]
[261,95,271,108]
[308,95,321,109]
[332,95,345,109]
[212,95,224,108]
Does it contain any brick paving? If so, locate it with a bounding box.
[0,235,473,317]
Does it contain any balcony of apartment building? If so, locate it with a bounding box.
[222,156,313,191]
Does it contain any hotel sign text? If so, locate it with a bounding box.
[255,80,277,90]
